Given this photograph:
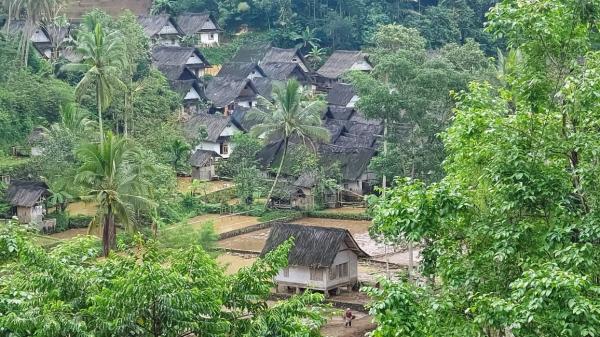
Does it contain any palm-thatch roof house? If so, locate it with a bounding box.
[4,20,53,58]
[316,51,372,90]
[327,83,359,107]
[183,113,244,159]
[204,77,260,115]
[138,15,183,46]
[6,180,49,225]
[189,149,221,180]
[232,44,311,72]
[175,12,222,46]
[262,223,368,296]
[260,62,310,84]
[216,62,266,80]
[152,45,211,77]
[319,144,377,197]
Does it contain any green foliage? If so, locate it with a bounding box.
[368,0,600,335]
[159,221,219,251]
[304,210,371,221]
[258,210,302,222]
[0,221,327,336]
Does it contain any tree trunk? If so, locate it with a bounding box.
[265,138,289,208]
[102,204,112,257]
[97,84,104,143]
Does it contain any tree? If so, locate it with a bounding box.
[165,138,190,173]
[247,79,328,206]
[368,0,600,335]
[64,16,126,141]
[75,132,154,257]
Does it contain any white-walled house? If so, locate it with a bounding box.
[204,77,261,115]
[184,113,244,159]
[138,15,183,46]
[176,12,222,46]
[261,223,368,296]
[316,50,372,90]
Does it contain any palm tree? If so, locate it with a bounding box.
[306,44,326,68]
[166,139,190,172]
[75,132,154,256]
[63,19,126,143]
[247,79,329,206]
[299,26,320,49]
[46,179,73,213]
[49,103,96,136]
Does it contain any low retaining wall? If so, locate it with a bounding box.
[218,214,304,240]
[270,293,367,312]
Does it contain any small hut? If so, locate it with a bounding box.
[261,223,369,296]
[175,12,223,46]
[190,149,221,180]
[6,180,49,225]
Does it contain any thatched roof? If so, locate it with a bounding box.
[138,15,181,37]
[190,149,220,167]
[293,172,318,188]
[262,47,306,66]
[319,144,376,181]
[155,64,197,81]
[152,45,210,68]
[183,113,240,142]
[204,77,258,107]
[175,12,222,35]
[6,180,49,207]
[256,140,284,168]
[327,83,356,106]
[261,223,368,268]
[216,62,265,80]
[170,79,204,100]
[27,127,47,145]
[252,77,275,98]
[323,118,347,143]
[260,62,309,82]
[348,111,382,126]
[231,42,271,63]
[325,106,355,121]
[317,50,371,79]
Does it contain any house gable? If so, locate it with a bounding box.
[158,21,179,35]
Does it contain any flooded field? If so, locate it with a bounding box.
[186,214,260,234]
[218,228,270,252]
[177,177,234,194]
[216,253,257,274]
[66,201,97,216]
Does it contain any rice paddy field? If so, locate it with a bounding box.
[176,177,234,194]
[185,214,261,234]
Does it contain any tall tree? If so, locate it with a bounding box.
[367,0,600,335]
[75,132,154,257]
[64,17,126,142]
[247,79,328,206]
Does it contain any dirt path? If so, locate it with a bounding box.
[321,313,375,337]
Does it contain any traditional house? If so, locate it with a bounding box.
[154,64,204,113]
[152,45,211,78]
[6,180,49,225]
[262,223,368,296]
[138,15,183,46]
[327,83,359,108]
[292,172,339,209]
[204,77,260,115]
[260,62,310,84]
[189,149,221,180]
[175,12,222,46]
[65,0,152,18]
[4,20,53,59]
[232,44,311,72]
[316,51,372,90]
[319,144,377,196]
[216,62,266,80]
[183,113,244,159]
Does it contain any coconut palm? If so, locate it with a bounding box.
[75,132,154,256]
[49,103,96,136]
[247,79,329,206]
[63,19,126,143]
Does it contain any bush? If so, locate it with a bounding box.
[69,215,94,229]
[259,210,303,222]
[303,211,371,221]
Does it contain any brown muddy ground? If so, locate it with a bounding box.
[218,228,270,252]
[176,177,234,194]
[217,252,257,274]
[186,214,260,234]
[66,201,98,216]
[321,313,375,337]
[321,207,367,215]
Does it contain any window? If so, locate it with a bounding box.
[329,267,337,280]
[283,268,289,277]
[338,262,349,278]
[209,33,214,40]
[220,143,229,155]
[309,268,323,281]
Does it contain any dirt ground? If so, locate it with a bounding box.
[218,228,270,252]
[49,228,92,240]
[66,201,98,216]
[176,177,234,194]
[321,207,367,215]
[321,311,375,337]
[186,214,261,234]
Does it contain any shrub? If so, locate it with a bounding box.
[303,211,371,221]
[69,215,94,229]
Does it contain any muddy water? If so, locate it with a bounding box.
[186,214,260,234]
[218,228,270,252]
[66,201,98,216]
[216,253,257,274]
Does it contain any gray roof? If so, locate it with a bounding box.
[293,172,318,188]
[261,223,368,268]
[6,180,49,207]
[252,77,275,98]
[190,149,220,167]
[325,106,355,121]
[175,12,221,35]
[137,15,180,37]
[319,144,376,181]
[183,113,237,142]
[317,50,370,79]
[170,79,204,100]
[152,45,210,67]
[327,83,356,106]
[262,47,305,65]
[204,77,258,107]
[216,62,265,80]
[231,42,271,63]
[260,62,309,82]
[155,64,197,81]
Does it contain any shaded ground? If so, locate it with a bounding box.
[186,214,260,234]
[321,313,375,337]
[66,201,97,216]
[177,177,234,194]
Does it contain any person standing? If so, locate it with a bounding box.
[344,308,353,327]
